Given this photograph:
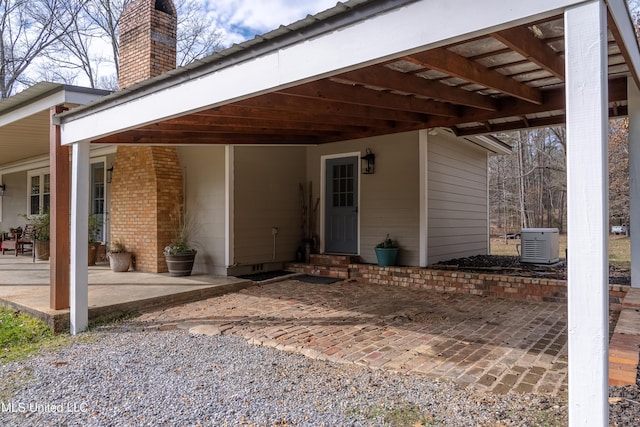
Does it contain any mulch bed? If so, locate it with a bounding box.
[431,255,630,285]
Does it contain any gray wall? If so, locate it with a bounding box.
[233,146,307,268]
[427,131,489,263]
[177,146,227,275]
[307,132,421,265]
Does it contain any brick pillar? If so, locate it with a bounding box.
[111,0,183,272]
[111,147,182,272]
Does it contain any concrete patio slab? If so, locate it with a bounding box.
[0,255,253,331]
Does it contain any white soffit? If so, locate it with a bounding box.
[58,0,585,145]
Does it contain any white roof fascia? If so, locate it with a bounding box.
[465,135,513,155]
[59,0,585,146]
[0,91,66,127]
[606,0,640,88]
[0,86,108,128]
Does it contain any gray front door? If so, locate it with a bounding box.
[325,156,358,254]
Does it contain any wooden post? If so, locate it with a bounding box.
[565,1,609,424]
[49,106,70,310]
[70,141,90,334]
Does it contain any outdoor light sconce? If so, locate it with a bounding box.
[107,165,114,183]
[361,148,375,174]
[0,184,5,196]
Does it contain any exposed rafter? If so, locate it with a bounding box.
[491,25,565,79]
[70,15,634,146]
[405,48,543,104]
[338,66,499,111]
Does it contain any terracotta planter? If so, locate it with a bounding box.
[88,244,99,266]
[165,251,197,277]
[35,240,50,261]
[109,252,132,272]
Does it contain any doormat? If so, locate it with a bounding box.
[294,275,342,285]
[237,270,293,282]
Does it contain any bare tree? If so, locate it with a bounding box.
[34,0,224,89]
[175,0,224,67]
[609,118,630,228]
[0,0,75,98]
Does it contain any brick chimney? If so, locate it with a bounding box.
[119,0,177,88]
[111,0,184,273]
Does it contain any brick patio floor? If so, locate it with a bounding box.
[136,278,568,395]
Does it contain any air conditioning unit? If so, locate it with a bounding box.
[520,228,560,264]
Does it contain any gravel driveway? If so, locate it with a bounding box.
[1,323,568,426]
[1,277,639,425]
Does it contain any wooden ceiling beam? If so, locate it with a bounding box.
[338,65,499,111]
[277,79,460,117]
[136,123,345,136]
[199,105,404,129]
[491,25,565,79]
[234,92,430,123]
[406,48,543,104]
[143,116,368,133]
[94,131,328,145]
[454,116,567,135]
[448,76,626,127]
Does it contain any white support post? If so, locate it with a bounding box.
[419,130,429,267]
[628,77,640,288]
[225,145,234,269]
[565,1,609,425]
[70,141,90,334]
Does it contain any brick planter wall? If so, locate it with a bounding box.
[349,264,628,310]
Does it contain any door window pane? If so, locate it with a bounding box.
[332,163,355,207]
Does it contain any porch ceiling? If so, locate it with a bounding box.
[0,83,110,167]
[90,12,634,146]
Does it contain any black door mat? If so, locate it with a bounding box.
[294,275,342,285]
[236,270,294,282]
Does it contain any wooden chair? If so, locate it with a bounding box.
[2,225,34,257]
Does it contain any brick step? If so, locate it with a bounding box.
[285,262,350,279]
[309,254,360,266]
[621,287,640,309]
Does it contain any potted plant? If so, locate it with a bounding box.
[9,226,22,240]
[108,240,132,272]
[375,234,399,267]
[163,207,197,277]
[88,214,102,266]
[20,212,49,260]
[31,211,50,261]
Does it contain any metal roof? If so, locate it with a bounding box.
[51,0,640,146]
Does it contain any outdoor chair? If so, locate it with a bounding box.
[2,224,34,257]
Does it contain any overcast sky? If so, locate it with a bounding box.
[204,0,339,45]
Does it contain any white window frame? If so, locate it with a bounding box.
[27,167,51,216]
[90,157,107,243]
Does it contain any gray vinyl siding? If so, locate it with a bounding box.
[233,146,306,266]
[177,146,227,275]
[427,135,489,264]
[307,132,421,266]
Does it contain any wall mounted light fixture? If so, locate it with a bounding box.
[361,148,375,174]
[0,184,5,196]
[107,166,114,183]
